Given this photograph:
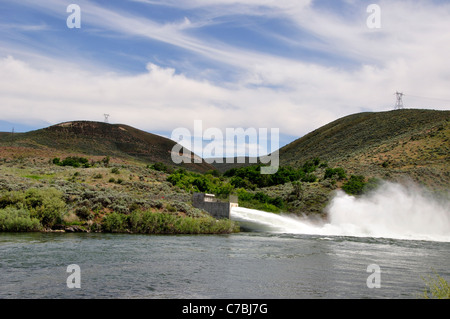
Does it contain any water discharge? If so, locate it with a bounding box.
[231,182,450,242]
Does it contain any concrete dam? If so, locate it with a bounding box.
[192,193,238,219]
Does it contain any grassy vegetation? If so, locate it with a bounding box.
[164,157,373,216]
[208,109,449,215]
[279,109,450,193]
[1,109,448,232]
[0,188,66,228]
[422,272,450,299]
[104,210,239,234]
[0,156,240,234]
[53,156,90,168]
[0,207,41,232]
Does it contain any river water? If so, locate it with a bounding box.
[0,224,448,299]
[1,183,449,299]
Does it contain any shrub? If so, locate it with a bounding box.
[102,156,110,167]
[150,162,170,173]
[205,170,221,177]
[301,173,317,183]
[230,176,256,190]
[75,206,93,220]
[342,175,366,195]
[324,167,347,180]
[25,188,66,227]
[129,210,239,234]
[165,204,177,213]
[0,191,25,209]
[0,188,66,228]
[362,178,382,194]
[0,207,41,232]
[111,167,120,174]
[236,189,285,212]
[224,160,321,189]
[422,272,450,299]
[102,212,129,233]
[53,156,90,168]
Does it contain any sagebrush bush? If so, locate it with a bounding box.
[0,188,66,228]
[127,210,239,234]
[422,273,450,299]
[102,212,129,233]
[75,206,93,220]
[0,207,41,232]
[25,188,66,227]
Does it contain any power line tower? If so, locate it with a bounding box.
[395,92,404,110]
[104,114,110,123]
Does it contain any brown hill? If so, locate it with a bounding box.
[279,109,450,191]
[0,121,214,173]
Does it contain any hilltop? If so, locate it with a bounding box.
[0,121,214,173]
[279,109,450,191]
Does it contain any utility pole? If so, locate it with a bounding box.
[395,92,404,110]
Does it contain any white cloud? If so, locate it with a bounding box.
[0,0,449,150]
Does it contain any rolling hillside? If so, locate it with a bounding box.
[211,109,449,191]
[279,109,450,191]
[0,121,214,173]
[0,109,448,220]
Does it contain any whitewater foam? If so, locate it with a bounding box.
[230,182,450,242]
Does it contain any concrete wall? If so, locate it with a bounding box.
[192,193,238,219]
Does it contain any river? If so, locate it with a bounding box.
[1,182,449,299]
[0,227,448,299]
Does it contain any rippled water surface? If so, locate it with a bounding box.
[1,231,448,299]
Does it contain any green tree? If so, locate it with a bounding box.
[342,175,366,195]
[150,162,169,173]
[324,167,347,180]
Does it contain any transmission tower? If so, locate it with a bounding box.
[104,114,110,123]
[395,92,404,110]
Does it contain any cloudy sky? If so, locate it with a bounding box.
[1,0,450,156]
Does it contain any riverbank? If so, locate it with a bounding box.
[0,159,240,235]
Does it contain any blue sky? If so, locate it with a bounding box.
[1,0,450,156]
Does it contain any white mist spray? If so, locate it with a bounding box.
[231,181,450,242]
[326,181,450,242]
